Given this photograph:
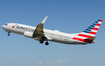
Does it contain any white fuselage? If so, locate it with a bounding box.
[2,23,89,45]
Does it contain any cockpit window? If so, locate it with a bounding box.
[5,24,7,25]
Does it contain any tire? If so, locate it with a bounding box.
[40,40,44,44]
[45,42,49,45]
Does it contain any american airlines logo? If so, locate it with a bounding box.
[12,24,18,28]
[12,24,35,32]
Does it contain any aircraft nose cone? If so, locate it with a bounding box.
[1,25,5,29]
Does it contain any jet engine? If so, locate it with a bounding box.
[24,31,33,38]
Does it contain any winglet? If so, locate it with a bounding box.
[40,16,48,24]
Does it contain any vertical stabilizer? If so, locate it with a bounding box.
[73,20,103,43]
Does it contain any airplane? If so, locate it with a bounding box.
[1,16,103,45]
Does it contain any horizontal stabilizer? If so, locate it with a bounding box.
[87,37,96,41]
[84,37,96,43]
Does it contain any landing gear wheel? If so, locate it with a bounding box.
[40,39,44,44]
[8,34,10,36]
[45,41,49,45]
[8,32,10,36]
[40,40,44,44]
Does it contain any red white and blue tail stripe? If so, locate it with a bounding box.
[82,20,102,36]
[79,20,102,37]
[73,20,103,43]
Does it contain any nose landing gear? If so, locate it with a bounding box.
[8,32,10,36]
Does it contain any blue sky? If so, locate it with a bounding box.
[0,0,105,66]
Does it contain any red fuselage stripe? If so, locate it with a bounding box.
[72,37,92,43]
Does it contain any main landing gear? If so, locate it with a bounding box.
[39,40,49,45]
[45,41,49,45]
[8,32,10,36]
[40,39,44,44]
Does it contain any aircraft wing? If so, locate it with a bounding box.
[33,16,48,40]
[44,34,52,41]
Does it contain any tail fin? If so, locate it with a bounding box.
[79,19,103,37]
[73,20,103,43]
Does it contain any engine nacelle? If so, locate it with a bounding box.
[24,31,33,38]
